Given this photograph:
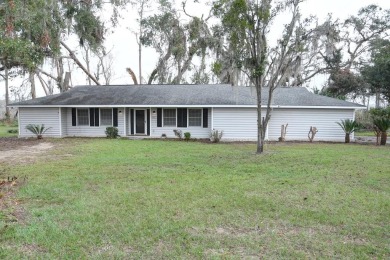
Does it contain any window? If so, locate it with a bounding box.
[163,109,176,126]
[100,109,113,126]
[188,109,202,126]
[77,109,89,126]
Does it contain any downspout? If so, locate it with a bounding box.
[17,108,21,138]
[149,108,152,136]
[5,66,10,119]
[123,108,127,136]
[59,107,62,137]
[211,107,214,130]
[352,109,356,141]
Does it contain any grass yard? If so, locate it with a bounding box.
[355,131,376,137]
[0,139,389,258]
[0,124,18,138]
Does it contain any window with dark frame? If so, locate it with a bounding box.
[163,109,176,127]
[188,109,202,127]
[100,108,113,126]
[77,109,89,126]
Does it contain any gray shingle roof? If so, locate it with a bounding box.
[11,84,364,108]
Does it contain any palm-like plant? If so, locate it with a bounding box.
[373,118,390,145]
[336,119,360,143]
[25,124,52,139]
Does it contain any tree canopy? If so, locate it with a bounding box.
[361,40,390,103]
[0,0,129,90]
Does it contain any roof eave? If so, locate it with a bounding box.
[10,104,364,109]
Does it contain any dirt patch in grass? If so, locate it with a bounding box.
[0,139,54,164]
[0,138,56,231]
[20,243,47,255]
[0,177,28,224]
[189,223,340,239]
[0,137,41,151]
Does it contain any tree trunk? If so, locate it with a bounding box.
[345,133,350,143]
[148,68,158,85]
[29,72,36,99]
[375,91,380,108]
[63,72,71,91]
[85,47,92,85]
[56,57,65,92]
[5,66,10,120]
[138,1,145,84]
[126,68,138,85]
[37,72,49,96]
[256,79,264,154]
[138,31,142,85]
[380,131,387,145]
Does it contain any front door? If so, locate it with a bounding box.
[135,110,146,134]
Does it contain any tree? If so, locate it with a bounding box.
[129,0,152,84]
[0,0,129,94]
[213,0,334,153]
[370,107,390,145]
[360,40,390,106]
[141,0,214,84]
[342,5,390,70]
[373,118,390,145]
[326,69,367,100]
[319,5,390,102]
[95,49,115,85]
[336,119,360,143]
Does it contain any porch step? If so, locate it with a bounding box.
[125,135,153,140]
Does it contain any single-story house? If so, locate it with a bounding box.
[10,84,365,141]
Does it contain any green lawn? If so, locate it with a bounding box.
[1,139,389,258]
[355,131,376,137]
[0,124,18,138]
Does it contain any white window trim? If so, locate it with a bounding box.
[77,108,89,126]
[188,108,202,127]
[100,108,113,126]
[163,108,177,127]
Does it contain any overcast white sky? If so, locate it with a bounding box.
[1,0,390,99]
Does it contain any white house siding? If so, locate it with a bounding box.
[65,107,125,137]
[18,107,61,137]
[212,108,260,141]
[117,108,125,136]
[61,108,67,137]
[150,108,212,138]
[268,108,355,141]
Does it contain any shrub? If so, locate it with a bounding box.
[355,110,372,130]
[7,129,18,134]
[105,127,119,139]
[370,107,390,120]
[210,129,223,143]
[25,124,52,139]
[173,129,183,139]
[184,132,191,141]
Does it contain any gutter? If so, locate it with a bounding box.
[9,104,365,110]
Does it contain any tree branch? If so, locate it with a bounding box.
[36,68,57,81]
[60,41,101,85]
[36,72,49,96]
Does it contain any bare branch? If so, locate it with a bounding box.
[36,68,57,81]
[60,41,101,85]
